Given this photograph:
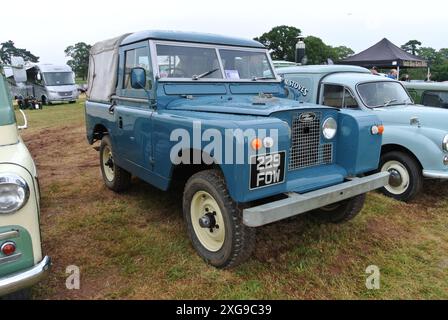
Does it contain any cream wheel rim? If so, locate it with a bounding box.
[190,191,226,252]
[102,145,115,182]
[382,160,410,195]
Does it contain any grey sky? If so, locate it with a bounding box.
[1,0,445,65]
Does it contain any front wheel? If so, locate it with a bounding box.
[379,151,423,202]
[100,136,131,192]
[183,170,255,269]
[309,194,366,224]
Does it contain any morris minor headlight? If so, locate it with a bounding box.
[322,117,337,140]
[0,174,30,214]
[443,134,448,152]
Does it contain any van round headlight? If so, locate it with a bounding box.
[0,174,30,214]
[322,117,337,140]
[443,134,448,152]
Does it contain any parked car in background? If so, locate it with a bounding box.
[403,81,448,109]
[273,60,299,69]
[0,66,51,299]
[85,31,388,268]
[278,65,448,202]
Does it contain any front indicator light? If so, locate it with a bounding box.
[444,156,448,166]
[251,138,263,151]
[371,125,384,135]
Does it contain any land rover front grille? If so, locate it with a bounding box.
[289,112,333,171]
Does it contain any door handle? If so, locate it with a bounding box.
[118,116,123,129]
[109,103,116,115]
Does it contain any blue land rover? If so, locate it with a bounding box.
[85,31,388,268]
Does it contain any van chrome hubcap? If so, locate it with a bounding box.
[191,191,225,252]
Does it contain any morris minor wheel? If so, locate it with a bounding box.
[379,151,423,202]
[100,135,131,192]
[183,169,255,269]
[309,194,366,224]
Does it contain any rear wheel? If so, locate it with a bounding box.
[100,135,131,192]
[183,170,255,269]
[41,96,49,106]
[309,194,366,224]
[379,151,423,202]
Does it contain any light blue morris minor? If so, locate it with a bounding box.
[85,31,388,268]
[278,65,448,202]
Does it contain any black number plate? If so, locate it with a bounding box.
[250,152,286,190]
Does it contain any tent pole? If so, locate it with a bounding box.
[397,66,400,80]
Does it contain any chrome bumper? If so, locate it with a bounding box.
[0,256,51,296]
[243,172,390,227]
[423,170,448,179]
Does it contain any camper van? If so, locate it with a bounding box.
[8,64,79,105]
[26,64,79,105]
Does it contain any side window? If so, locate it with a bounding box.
[123,47,152,90]
[322,84,344,108]
[343,88,359,109]
[422,91,448,108]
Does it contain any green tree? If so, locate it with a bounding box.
[330,46,355,62]
[254,25,302,61]
[0,40,39,64]
[64,42,91,80]
[303,36,333,64]
[418,47,443,66]
[401,40,422,56]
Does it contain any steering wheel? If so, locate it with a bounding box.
[165,66,188,78]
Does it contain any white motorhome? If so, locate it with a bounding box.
[8,64,79,105]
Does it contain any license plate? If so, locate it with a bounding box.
[250,152,286,190]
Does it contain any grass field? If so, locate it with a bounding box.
[17,98,448,299]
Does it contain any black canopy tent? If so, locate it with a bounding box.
[342,38,427,78]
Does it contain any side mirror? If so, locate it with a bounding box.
[17,109,28,130]
[131,67,147,90]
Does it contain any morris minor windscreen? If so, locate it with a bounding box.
[357,81,413,108]
[43,72,75,86]
[156,43,275,81]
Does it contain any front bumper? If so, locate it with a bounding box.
[0,256,51,296]
[423,170,448,179]
[243,172,390,227]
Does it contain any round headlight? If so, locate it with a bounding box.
[0,174,30,214]
[322,117,338,140]
[443,134,448,152]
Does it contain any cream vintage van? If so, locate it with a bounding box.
[0,65,50,299]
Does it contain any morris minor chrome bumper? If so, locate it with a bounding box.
[243,172,390,227]
[0,256,51,297]
[423,170,448,179]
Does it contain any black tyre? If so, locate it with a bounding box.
[379,151,423,202]
[41,96,49,106]
[1,289,31,300]
[183,169,255,269]
[100,135,131,192]
[309,194,366,224]
[69,100,76,104]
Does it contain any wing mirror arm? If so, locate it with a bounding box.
[17,109,28,130]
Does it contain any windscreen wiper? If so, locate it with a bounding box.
[384,99,398,107]
[192,68,220,80]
